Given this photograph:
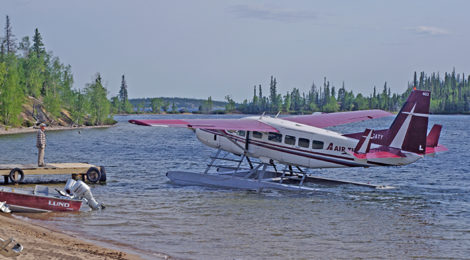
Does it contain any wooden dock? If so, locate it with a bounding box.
[0,163,106,184]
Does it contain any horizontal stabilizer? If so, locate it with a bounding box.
[425,145,448,155]
[346,147,406,162]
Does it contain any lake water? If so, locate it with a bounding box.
[0,114,469,259]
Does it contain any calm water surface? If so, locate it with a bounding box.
[0,115,469,259]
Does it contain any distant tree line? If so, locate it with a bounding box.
[123,70,470,115]
[413,70,470,113]
[0,15,113,127]
[126,96,228,114]
[237,76,402,114]
[236,72,470,115]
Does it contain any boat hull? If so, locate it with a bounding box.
[0,190,82,213]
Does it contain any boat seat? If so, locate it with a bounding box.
[34,185,50,196]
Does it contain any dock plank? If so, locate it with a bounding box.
[0,163,96,175]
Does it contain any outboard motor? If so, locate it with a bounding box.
[64,179,77,195]
[70,180,104,210]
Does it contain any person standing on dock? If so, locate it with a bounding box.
[36,123,46,167]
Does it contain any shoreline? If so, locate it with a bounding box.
[0,125,114,136]
[0,213,151,259]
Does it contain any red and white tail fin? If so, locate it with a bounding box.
[343,90,446,156]
[354,129,373,154]
[384,90,430,154]
[344,129,373,162]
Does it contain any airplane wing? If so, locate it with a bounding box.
[283,109,392,128]
[128,119,279,132]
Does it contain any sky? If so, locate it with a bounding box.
[2,0,469,101]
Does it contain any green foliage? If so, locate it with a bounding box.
[84,73,111,125]
[43,91,61,117]
[150,98,162,113]
[136,101,145,113]
[239,72,470,114]
[0,17,113,127]
[225,95,236,112]
[239,76,399,114]
[413,70,470,113]
[70,90,88,125]
[32,28,45,58]
[199,96,213,113]
[0,55,24,126]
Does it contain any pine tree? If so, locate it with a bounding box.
[269,75,278,112]
[119,74,128,103]
[118,74,132,112]
[0,42,4,62]
[32,28,45,58]
[3,15,16,54]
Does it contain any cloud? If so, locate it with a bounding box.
[228,4,317,22]
[409,26,450,36]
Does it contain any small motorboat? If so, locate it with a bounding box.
[0,179,104,213]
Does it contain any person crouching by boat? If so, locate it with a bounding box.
[37,123,46,167]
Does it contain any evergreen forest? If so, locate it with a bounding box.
[233,72,470,115]
[0,16,113,127]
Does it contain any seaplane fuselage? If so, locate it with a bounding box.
[195,116,421,169]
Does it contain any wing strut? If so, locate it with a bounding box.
[216,130,251,157]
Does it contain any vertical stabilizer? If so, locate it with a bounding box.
[354,129,373,154]
[385,90,430,154]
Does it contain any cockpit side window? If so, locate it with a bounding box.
[298,138,309,148]
[284,135,296,145]
[268,132,282,143]
[312,140,324,149]
[253,131,263,139]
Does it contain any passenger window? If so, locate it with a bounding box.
[298,138,309,148]
[237,130,246,137]
[268,132,282,143]
[312,140,324,149]
[253,131,262,139]
[284,135,296,145]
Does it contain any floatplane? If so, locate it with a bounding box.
[129,90,447,192]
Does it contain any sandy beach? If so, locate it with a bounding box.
[0,214,149,259]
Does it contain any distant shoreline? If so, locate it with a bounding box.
[0,125,114,136]
[114,111,470,116]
